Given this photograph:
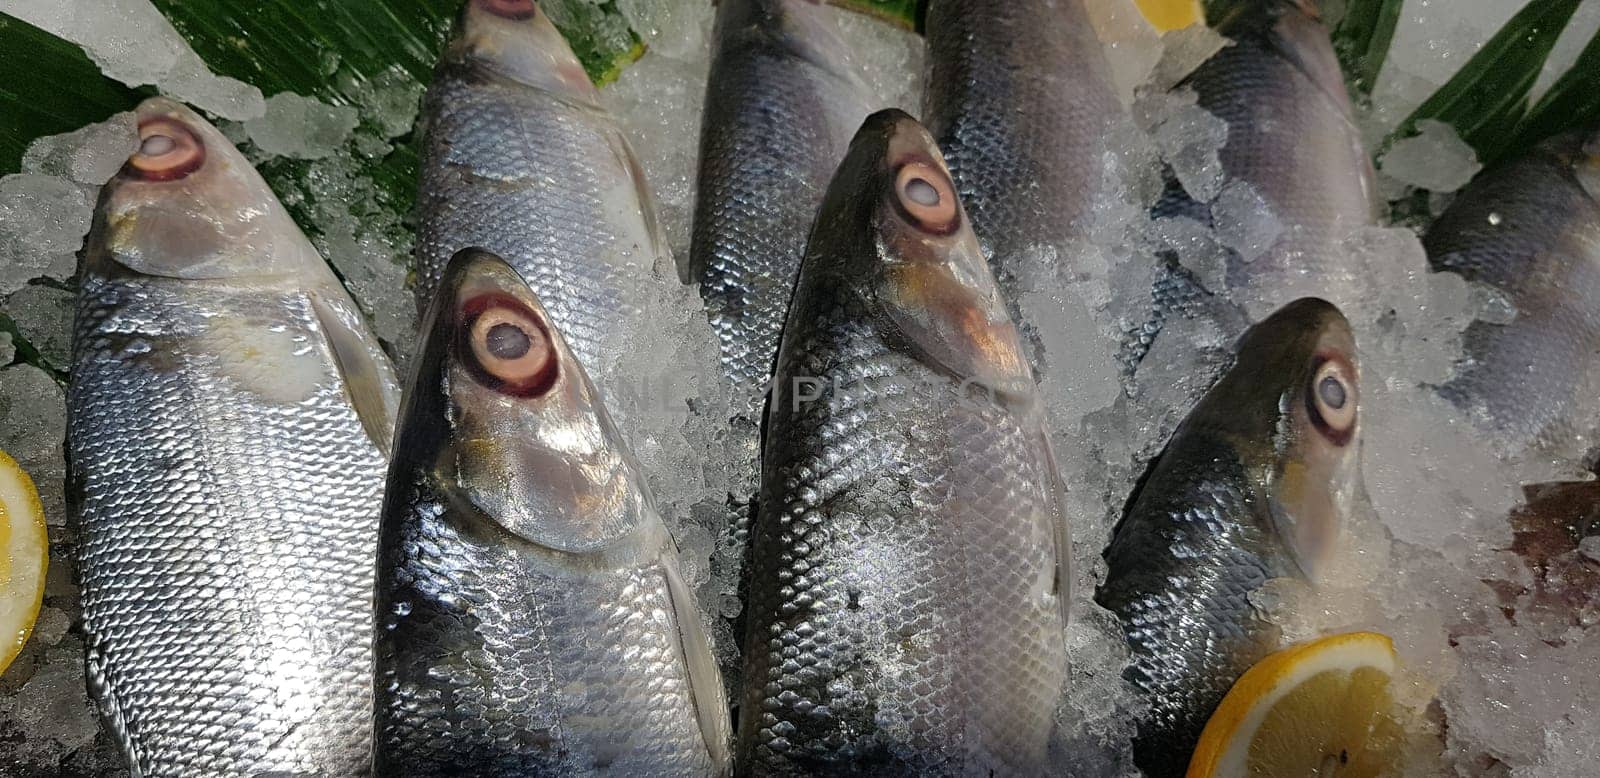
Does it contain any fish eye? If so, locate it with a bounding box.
[128,118,205,182]
[892,160,959,235]
[460,294,558,397]
[1306,355,1356,442]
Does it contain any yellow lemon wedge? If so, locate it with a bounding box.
[1188,631,1405,777]
[0,449,48,675]
[1133,0,1205,32]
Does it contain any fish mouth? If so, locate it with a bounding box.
[449,0,600,105]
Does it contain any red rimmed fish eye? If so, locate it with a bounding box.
[458,293,559,397]
[1306,352,1357,445]
[474,0,538,20]
[127,118,206,182]
[891,159,960,235]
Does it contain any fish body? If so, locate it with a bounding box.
[738,110,1071,775]
[690,0,870,423]
[1186,0,1375,290]
[923,0,1123,357]
[1124,1,1376,372]
[414,0,667,381]
[69,97,399,776]
[374,249,730,776]
[1097,297,1364,777]
[686,0,874,690]
[1424,129,1600,455]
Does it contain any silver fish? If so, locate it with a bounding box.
[1122,0,1376,370]
[923,0,1124,360]
[689,0,870,424]
[738,110,1071,775]
[686,0,872,687]
[1190,0,1376,284]
[414,0,668,380]
[68,97,400,776]
[1097,297,1364,777]
[1425,128,1600,456]
[374,249,731,777]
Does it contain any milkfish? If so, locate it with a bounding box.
[685,0,873,685]
[1124,0,1377,370]
[738,109,1071,775]
[414,0,668,383]
[68,97,400,776]
[689,0,870,423]
[374,248,731,776]
[1098,297,1364,777]
[1424,127,1600,457]
[923,0,1124,366]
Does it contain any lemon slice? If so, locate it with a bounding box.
[1133,0,1204,32]
[0,449,48,674]
[1188,631,1405,777]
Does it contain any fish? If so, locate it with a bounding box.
[922,0,1124,366]
[738,109,1072,775]
[689,0,870,424]
[373,248,731,776]
[1121,0,1377,371]
[413,0,668,383]
[685,0,873,687]
[1097,297,1364,777]
[68,97,400,776]
[1423,128,1600,457]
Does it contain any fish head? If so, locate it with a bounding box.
[1196,297,1362,580]
[449,0,599,105]
[94,97,324,282]
[408,248,651,554]
[810,108,1031,397]
[1574,127,1600,202]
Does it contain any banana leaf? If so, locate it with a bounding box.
[0,15,143,174]
[1332,0,1403,96]
[1507,25,1600,160]
[1393,0,1582,162]
[829,0,922,30]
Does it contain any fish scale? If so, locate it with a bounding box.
[687,0,874,697]
[1424,129,1600,456]
[1098,443,1286,776]
[414,3,663,384]
[73,284,389,776]
[923,0,1122,362]
[69,97,399,777]
[377,503,714,776]
[690,0,870,422]
[739,111,1069,775]
[375,250,728,776]
[1098,298,1364,777]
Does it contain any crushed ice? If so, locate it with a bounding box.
[2,0,1598,774]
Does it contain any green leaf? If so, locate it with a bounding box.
[0,14,144,174]
[1332,0,1402,96]
[1,1,647,180]
[827,0,922,31]
[1507,26,1600,161]
[1394,0,1582,162]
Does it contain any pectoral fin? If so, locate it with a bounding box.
[309,293,400,456]
[661,554,733,774]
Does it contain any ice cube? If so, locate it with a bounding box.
[0,175,90,295]
[1143,89,1228,203]
[0,366,67,526]
[7,0,264,120]
[1378,119,1483,194]
[4,285,75,371]
[1210,180,1283,263]
[244,92,361,160]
